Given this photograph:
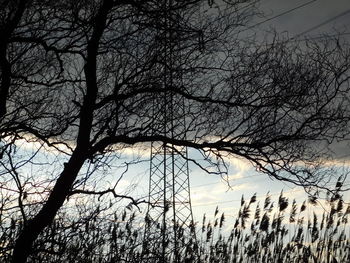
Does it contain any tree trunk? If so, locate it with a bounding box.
[11,151,85,263]
[11,1,115,261]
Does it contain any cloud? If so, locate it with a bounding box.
[117,144,150,159]
[225,156,251,171]
[2,135,73,156]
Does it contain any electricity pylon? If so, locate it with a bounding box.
[143,1,196,262]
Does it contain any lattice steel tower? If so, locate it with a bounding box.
[143,1,196,262]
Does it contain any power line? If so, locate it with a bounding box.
[192,187,302,207]
[289,32,350,43]
[293,8,350,39]
[242,0,318,33]
[191,174,261,189]
[241,1,350,46]
[193,181,350,208]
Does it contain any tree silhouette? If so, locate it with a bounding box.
[0,0,349,262]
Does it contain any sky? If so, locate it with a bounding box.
[114,0,350,225]
[7,0,350,228]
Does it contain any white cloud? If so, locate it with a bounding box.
[2,135,73,156]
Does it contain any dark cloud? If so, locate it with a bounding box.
[247,0,350,161]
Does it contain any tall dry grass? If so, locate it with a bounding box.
[1,192,349,262]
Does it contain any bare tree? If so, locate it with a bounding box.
[0,0,349,262]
